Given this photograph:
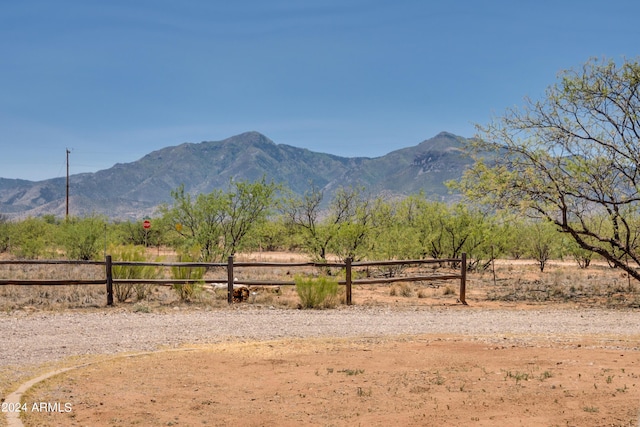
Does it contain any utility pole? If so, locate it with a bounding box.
[66,148,70,219]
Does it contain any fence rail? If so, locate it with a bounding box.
[0,253,468,306]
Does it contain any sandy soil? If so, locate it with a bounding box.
[15,334,640,427]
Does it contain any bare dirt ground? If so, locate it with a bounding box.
[1,253,640,426]
[17,335,640,427]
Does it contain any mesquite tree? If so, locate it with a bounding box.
[283,186,375,263]
[160,177,279,262]
[457,58,640,281]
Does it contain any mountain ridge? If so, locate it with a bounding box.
[0,131,473,219]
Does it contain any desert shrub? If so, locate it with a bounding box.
[10,217,51,259]
[133,283,152,301]
[59,216,106,260]
[295,275,339,309]
[390,283,413,297]
[0,215,10,253]
[566,241,594,269]
[110,245,160,302]
[171,249,205,301]
[443,285,456,295]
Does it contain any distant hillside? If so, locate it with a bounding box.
[0,131,474,219]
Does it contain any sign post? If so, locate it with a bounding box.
[142,217,151,247]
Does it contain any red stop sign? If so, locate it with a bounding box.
[143,219,151,229]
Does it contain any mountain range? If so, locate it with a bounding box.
[0,131,474,220]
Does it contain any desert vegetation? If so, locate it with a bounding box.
[3,59,640,427]
[0,189,607,270]
[1,181,640,311]
[3,58,640,312]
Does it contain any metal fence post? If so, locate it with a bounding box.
[105,255,113,306]
[227,255,234,305]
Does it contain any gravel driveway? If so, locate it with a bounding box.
[2,306,639,367]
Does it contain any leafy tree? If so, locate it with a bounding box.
[394,196,450,259]
[220,177,280,256]
[453,206,501,271]
[160,177,279,262]
[328,187,377,262]
[367,199,419,260]
[282,185,329,262]
[457,57,640,281]
[59,215,107,260]
[565,237,594,269]
[162,185,225,261]
[284,185,374,262]
[114,218,164,248]
[241,216,291,252]
[500,217,530,260]
[441,203,488,261]
[524,221,562,272]
[404,200,494,268]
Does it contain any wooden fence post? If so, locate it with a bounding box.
[227,255,234,305]
[345,257,352,305]
[459,252,467,305]
[105,255,113,306]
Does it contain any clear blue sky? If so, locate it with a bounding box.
[1,0,638,181]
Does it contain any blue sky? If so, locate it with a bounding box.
[1,0,639,181]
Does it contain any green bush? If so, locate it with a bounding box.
[295,275,339,309]
[171,250,205,301]
[10,217,52,259]
[60,216,106,260]
[110,245,159,302]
